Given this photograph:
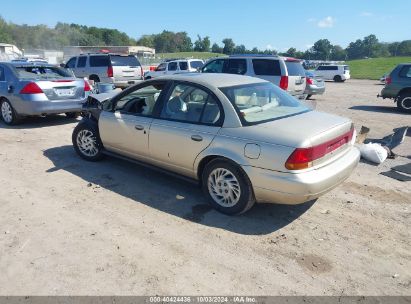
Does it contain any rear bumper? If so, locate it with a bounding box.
[242,147,360,205]
[341,74,350,80]
[305,85,325,95]
[16,99,86,116]
[114,79,144,88]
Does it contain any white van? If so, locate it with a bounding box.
[314,65,350,82]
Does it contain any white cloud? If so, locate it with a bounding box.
[360,12,373,17]
[317,16,335,28]
[265,44,275,50]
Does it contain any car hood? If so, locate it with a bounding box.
[219,110,352,148]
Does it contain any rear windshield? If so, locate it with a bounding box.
[344,65,350,71]
[15,66,71,79]
[252,59,281,76]
[220,82,310,125]
[285,61,305,76]
[190,60,203,69]
[110,55,141,67]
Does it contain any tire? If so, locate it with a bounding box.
[0,99,21,125]
[145,76,151,80]
[334,75,342,82]
[72,122,104,161]
[396,92,411,113]
[65,112,80,119]
[202,159,255,215]
[89,75,100,84]
[306,94,312,100]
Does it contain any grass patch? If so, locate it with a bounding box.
[156,52,226,60]
[347,57,411,80]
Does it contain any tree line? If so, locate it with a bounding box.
[1,17,410,60]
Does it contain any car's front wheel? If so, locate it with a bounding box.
[65,112,80,119]
[397,93,411,113]
[1,99,21,125]
[72,123,104,161]
[202,159,255,215]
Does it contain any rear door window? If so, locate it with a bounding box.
[168,62,178,71]
[285,61,305,76]
[110,55,140,67]
[252,59,281,76]
[77,56,87,68]
[66,57,77,68]
[344,66,350,71]
[0,66,5,81]
[90,56,110,67]
[179,61,188,70]
[224,59,247,75]
[202,59,226,73]
[399,65,411,78]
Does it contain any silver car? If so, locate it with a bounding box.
[72,73,360,215]
[305,70,325,99]
[0,62,89,125]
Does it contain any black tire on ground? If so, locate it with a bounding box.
[306,94,312,100]
[201,159,255,215]
[72,122,104,161]
[145,76,151,80]
[334,75,342,82]
[396,92,411,113]
[65,112,80,119]
[0,99,21,125]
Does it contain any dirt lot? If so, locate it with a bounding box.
[0,79,410,295]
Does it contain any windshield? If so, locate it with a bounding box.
[220,82,310,125]
[15,66,72,79]
[110,55,140,67]
[285,61,305,76]
[190,61,203,69]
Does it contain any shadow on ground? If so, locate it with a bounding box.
[43,145,315,235]
[0,115,79,129]
[349,105,402,114]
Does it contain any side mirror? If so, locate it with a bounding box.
[60,63,66,68]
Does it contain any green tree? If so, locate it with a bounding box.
[211,43,223,53]
[312,39,332,60]
[222,38,235,55]
[397,40,411,56]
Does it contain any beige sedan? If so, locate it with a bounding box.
[72,73,360,215]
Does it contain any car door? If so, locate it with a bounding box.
[251,58,281,85]
[167,61,178,75]
[98,81,168,160]
[148,82,223,178]
[65,57,78,76]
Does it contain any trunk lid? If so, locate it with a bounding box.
[35,79,86,101]
[110,55,143,81]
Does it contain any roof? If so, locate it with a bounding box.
[155,73,267,88]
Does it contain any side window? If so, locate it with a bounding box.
[160,84,221,125]
[399,66,411,78]
[156,63,166,71]
[317,66,325,71]
[224,59,247,75]
[77,56,87,68]
[0,67,5,81]
[332,66,338,70]
[66,57,77,68]
[179,61,188,70]
[90,56,110,67]
[114,83,165,116]
[168,62,178,71]
[252,59,281,76]
[202,59,225,73]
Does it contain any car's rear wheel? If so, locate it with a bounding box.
[334,75,342,82]
[72,124,104,161]
[202,159,255,215]
[1,99,21,125]
[397,93,411,113]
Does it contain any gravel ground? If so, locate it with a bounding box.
[0,79,410,295]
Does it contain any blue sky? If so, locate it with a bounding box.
[1,0,409,51]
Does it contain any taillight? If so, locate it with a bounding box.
[84,80,91,92]
[107,66,113,77]
[20,82,43,94]
[306,77,313,85]
[285,127,354,170]
[279,76,288,90]
[385,76,392,84]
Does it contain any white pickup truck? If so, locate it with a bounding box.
[144,59,204,79]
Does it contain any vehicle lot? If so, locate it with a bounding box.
[0,79,410,295]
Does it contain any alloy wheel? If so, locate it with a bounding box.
[207,168,241,207]
[76,129,99,157]
[1,102,13,124]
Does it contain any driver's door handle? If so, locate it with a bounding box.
[191,135,203,142]
[135,125,144,130]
